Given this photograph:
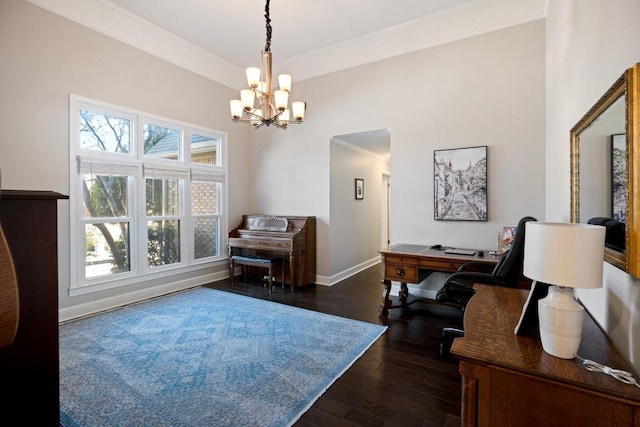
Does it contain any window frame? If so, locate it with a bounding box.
[69,94,227,295]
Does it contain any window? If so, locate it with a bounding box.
[70,95,226,293]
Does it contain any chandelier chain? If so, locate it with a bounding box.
[264,0,272,52]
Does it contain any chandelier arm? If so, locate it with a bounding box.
[244,109,264,120]
[233,116,293,129]
[268,109,284,121]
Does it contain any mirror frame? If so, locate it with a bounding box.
[570,63,639,278]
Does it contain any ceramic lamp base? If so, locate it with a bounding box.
[538,286,584,359]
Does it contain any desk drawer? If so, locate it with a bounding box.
[383,254,418,266]
[384,263,419,282]
[418,258,463,273]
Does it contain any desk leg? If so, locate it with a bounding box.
[228,246,234,286]
[380,279,392,315]
[288,252,295,291]
[399,282,409,302]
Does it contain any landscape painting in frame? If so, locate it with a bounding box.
[611,133,627,222]
[434,145,488,221]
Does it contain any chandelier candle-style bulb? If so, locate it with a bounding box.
[246,67,261,88]
[230,100,243,119]
[251,108,263,125]
[279,108,290,122]
[278,74,291,92]
[292,101,306,121]
[240,89,255,110]
[274,90,289,111]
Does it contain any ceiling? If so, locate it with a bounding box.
[28,0,546,88]
[26,0,545,157]
[105,0,473,71]
[333,129,392,159]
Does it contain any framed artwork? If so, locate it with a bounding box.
[611,133,627,222]
[434,145,488,221]
[498,226,516,255]
[355,178,364,200]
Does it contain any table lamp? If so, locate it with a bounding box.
[523,222,605,359]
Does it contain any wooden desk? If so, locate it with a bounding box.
[452,284,640,426]
[379,244,497,315]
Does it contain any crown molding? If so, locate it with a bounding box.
[26,0,545,90]
[25,0,245,89]
[280,0,546,81]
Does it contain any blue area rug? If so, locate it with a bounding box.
[59,287,387,426]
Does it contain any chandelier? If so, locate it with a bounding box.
[229,0,306,130]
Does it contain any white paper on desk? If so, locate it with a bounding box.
[388,272,452,300]
[514,281,549,335]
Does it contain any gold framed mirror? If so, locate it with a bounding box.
[571,62,639,278]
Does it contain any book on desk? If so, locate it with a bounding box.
[443,248,477,256]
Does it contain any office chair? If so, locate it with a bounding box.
[436,215,537,356]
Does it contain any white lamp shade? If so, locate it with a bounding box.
[274,90,289,111]
[278,74,292,92]
[246,67,260,88]
[240,90,255,110]
[251,108,262,125]
[279,108,290,122]
[229,100,243,118]
[524,222,605,289]
[292,101,306,120]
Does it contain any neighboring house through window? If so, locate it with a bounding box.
[69,95,227,294]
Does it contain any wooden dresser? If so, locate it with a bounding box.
[0,190,68,425]
[451,284,640,426]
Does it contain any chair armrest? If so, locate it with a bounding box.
[436,271,508,305]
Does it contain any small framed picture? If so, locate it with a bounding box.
[610,133,627,221]
[355,178,364,200]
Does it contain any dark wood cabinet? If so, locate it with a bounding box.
[0,190,68,425]
[452,284,640,426]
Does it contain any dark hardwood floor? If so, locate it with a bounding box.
[205,263,464,427]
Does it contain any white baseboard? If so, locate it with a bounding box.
[59,270,228,322]
[315,257,381,286]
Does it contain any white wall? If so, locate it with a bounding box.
[0,0,251,318]
[2,1,550,335]
[249,19,546,280]
[546,0,640,370]
[329,140,390,282]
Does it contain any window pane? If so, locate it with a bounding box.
[148,220,180,267]
[144,124,181,160]
[82,174,128,218]
[194,218,218,259]
[85,222,130,278]
[191,134,218,165]
[80,110,131,153]
[146,178,179,216]
[191,181,217,214]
